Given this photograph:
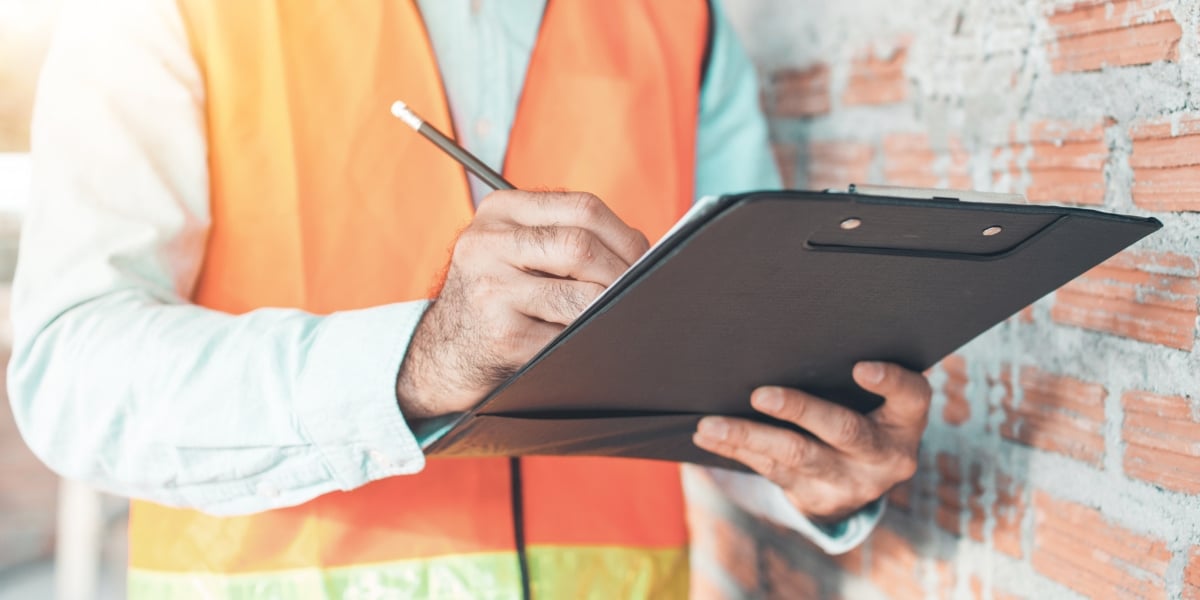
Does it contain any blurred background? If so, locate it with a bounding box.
[0,0,126,597]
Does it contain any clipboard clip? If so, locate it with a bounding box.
[847,183,1025,204]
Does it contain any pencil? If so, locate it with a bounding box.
[391,100,517,191]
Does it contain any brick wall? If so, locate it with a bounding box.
[690,1,1200,598]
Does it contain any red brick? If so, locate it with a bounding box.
[932,559,958,600]
[842,45,908,106]
[1051,251,1200,350]
[882,134,972,189]
[993,473,1026,559]
[1027,121,1109,206]
[1184,547,1200,600]
[773,142,799,189]
[687,504,759,592]
[964,464,1028,559]
[831,543,866,576]
[867,527,925,600]
[941,355,970,426]
[992,121,1108,206]
[1131,114,1200,212]
[968,575,983,600]
[969,578,1027,600]
[1047,0,1182,73]
[1032,492,1170,598]
[999,367,1106,465]
[769,65,831,118]
[807,141,874,191]
[1102,249,1200,275]
[1017,305,1035,323]
[935,453,964,536]
[883,133,938,188]
[1122,391,1200,493]
[966,461,986,544]
[763,547,819,600]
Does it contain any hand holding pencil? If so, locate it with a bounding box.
[391,100,650,419]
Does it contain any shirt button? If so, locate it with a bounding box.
[256,482,280,498]
[474,118,492,138]
[369,449,395,470]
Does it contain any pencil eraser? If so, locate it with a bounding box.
[390,101,421,129]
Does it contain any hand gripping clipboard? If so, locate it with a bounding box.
[423,186,1161,470]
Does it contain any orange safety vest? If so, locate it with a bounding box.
[127,1,711,598]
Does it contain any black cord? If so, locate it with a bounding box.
[510,457,532,600]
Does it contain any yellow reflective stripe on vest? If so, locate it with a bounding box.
[128,546,688,599]
[528,545,688,599]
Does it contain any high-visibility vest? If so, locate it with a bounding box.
[127,1,711,597]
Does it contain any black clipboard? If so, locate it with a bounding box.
[424,187,1161,470]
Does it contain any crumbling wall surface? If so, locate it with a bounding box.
[689,1,1200,598]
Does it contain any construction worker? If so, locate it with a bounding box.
[10,1,931,597]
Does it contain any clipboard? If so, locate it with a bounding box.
[423,186,1161,470]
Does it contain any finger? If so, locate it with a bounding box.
[496,315,563,365]
[692,416,838,482]
[854,362,933,429]
[503,225,630,286]
[509,273,605,326]
[479,190,650,264]
[750,386,880,456]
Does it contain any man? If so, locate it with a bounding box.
[10,1,930,597]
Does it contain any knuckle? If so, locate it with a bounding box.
[724,421,750,445]
[572,192,603,215]
[453,228,485,259]
[481,189,522,216]
[635,230,651,252]
[752,454,781,480]
[834,415,863,446]
[559,227,595,262]
[784,437,812,467]
[783,394,808,422]
[625,230,651,259]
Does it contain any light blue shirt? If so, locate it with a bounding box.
[11,0,878,553]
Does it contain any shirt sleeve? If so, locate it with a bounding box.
[694,0,884,553]
[7,0,429,517]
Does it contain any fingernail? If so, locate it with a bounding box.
[698,418,729,441]
[856,361,885,385]
[753,387,784,412]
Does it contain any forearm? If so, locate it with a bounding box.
[9,287,431,515]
